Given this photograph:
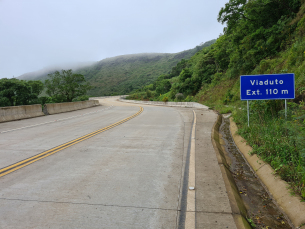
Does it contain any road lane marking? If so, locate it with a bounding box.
[0,106,114,134]
[185,110,196,229]
[0,107,143,178]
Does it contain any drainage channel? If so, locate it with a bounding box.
[220,117,291,229]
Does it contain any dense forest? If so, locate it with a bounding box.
[128,0,305,202]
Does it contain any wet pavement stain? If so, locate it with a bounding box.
[220,117,291,229]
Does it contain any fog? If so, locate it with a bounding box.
[0,0,228,78]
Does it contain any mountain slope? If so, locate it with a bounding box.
[18,39,216,96]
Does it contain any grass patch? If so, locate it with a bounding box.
[233,100,305,200]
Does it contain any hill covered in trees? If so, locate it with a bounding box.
[18,40,216,96]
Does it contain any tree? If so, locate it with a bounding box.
[156,79,171,94]
[179,68,193,82]
[218,0,300,34]
[0,78,43,107]
[45,69,91,102]
[216,0,301,77]
[0,78,17,106]
[28,80,44,96]
[218,0,248,33]
[14,81,33,105]
[170,59,188,78]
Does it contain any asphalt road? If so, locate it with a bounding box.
[0,98,236,229]
[0,98,192,228]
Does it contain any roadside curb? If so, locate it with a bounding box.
[230,117,305,229]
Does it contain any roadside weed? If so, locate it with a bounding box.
[233,101,305,200]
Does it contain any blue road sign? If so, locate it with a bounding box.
[240,74,295,101]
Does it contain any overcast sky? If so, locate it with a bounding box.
[0,0,228,78]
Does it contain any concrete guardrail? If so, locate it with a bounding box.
[0,100,100,123]
[89,96,119,100]
[0,104,44,123]
[90,95,209,108]
[43,100,100,115]
[118,96,209,109]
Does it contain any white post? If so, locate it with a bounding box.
[247,100,250,127]
[285,99,287,119]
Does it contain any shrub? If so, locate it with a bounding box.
[162,96,169,102]
[175,93,184,101]
[72,95,90,102]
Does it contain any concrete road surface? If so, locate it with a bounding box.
[0,97,236,229]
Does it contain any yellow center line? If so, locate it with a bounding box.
[0,107,143,178]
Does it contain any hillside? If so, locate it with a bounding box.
[18,39,216,96]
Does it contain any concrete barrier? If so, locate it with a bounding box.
[43,100,100,115]
[90,95,209,109]
[0,104,44,123]
[89,96,124,100]
[118,97,209,109]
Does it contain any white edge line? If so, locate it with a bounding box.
[185,110,196,229]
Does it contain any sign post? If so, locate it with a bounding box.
[247,100,250,127]
[285,99,287,119]
[240,73,295,126]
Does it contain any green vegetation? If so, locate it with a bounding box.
[0,69,91,107]
[127,44,219,101]
[17,40,216,96]
[0,78,44,107]
[128,0,305,200]
[234,100,305,200]
[247,218,256,228]
[45,69,91,102]
[78,41,216,96]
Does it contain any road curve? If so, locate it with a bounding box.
[0,98,194,228]
[0,97,236,229]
